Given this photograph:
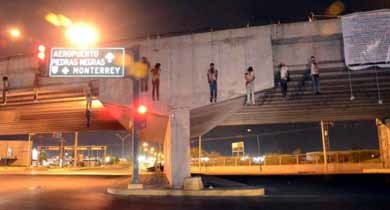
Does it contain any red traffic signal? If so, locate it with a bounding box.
[137,104,148,115]
[135,104,148,129]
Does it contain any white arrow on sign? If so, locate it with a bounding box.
[105,52,115,63]
[62,67,70,75]
[51,66,59,74]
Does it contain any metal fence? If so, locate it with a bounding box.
[191,151,381,167]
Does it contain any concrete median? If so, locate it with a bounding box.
[107,187,265,197]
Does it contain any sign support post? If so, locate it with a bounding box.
[131,79,140,185]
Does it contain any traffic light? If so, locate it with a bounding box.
[37,44,46,61]
[35,44,49,76]
[137,105,147,115]
[135,104,147,129]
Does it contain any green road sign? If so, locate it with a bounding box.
[49,48,125,77]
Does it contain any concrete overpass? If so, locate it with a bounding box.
[1,16,390,188]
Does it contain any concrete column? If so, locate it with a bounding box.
[73,132,78,167]
[377,119,390,168]
[163,108,191,188]
[27,134,33,167]
[198,136,202,171]
[59,137,64,168]
[320,121,329,171]
[103,146,107,161]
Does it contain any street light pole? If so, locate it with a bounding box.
[73,132,78,167]
[131,79,140,184]
[256,135,260,157]
[116,133,130,159]
[198,136,202,171]
[121,139,125,158]
[27,133,33,167]
[320,120,329,171]
[256,135,262,171]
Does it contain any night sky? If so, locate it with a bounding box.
[198,120,378,156]
[0,0,389,56]
[0,0,387,156]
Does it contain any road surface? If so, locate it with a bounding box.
[0,175,389,210]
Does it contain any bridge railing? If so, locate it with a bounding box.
[191,151,381,168]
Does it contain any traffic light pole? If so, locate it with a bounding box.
[131,79,140,184]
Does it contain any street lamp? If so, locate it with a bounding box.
[65,23,99,47]
[115,133,130,159]
[8,27,21,39]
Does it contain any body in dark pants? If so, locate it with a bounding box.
[207,63,218,103]
[309,56,320,95]
[280,79,288,97]
[209,80,217,103]
[312,74,320,94]
[140,57,150,92]
[152,79,160,101]
[151,63,161,101]
[2,76,9,104]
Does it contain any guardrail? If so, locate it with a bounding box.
[191,151,381,167]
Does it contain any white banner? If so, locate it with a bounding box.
[341,9,390,70]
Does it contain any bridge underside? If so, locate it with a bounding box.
[0,84,124,135]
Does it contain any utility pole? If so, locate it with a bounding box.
[256,135,262,172]
[27,133,33,167]
[59,137,65,168]
[198,136,202,171]
[256,135,260,157]
[103,146,107,162]
[320,121,330,171]
[116,133,130,159]
[73,132,78,167]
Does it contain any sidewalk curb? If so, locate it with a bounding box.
[107,187,265,197]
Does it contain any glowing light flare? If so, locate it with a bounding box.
[240,156,249,161]
[65,23,99,47]
[137,105,148,115]
[38,45,46,52]
[128,61,148,79]
[252,156,265,163]
[45,13,72,27]
[37,44,46,61]
[91,99,104,109]
[326,1,345,16]
[37,52,45,60]
[8,28,21,39]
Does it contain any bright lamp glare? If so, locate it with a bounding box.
[8,28,21,38]
[38,45,46,52]
[137,105,147,115]
[65,23,99,47]
[38,52,45,60]
[91,99,103,109]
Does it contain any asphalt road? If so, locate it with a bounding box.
[0,175,389,210]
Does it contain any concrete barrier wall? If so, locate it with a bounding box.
[135,25,275,109]
[0,56,37,89]
[0,19,346,110]
[271,19,343,69]
[191,163,383,175]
